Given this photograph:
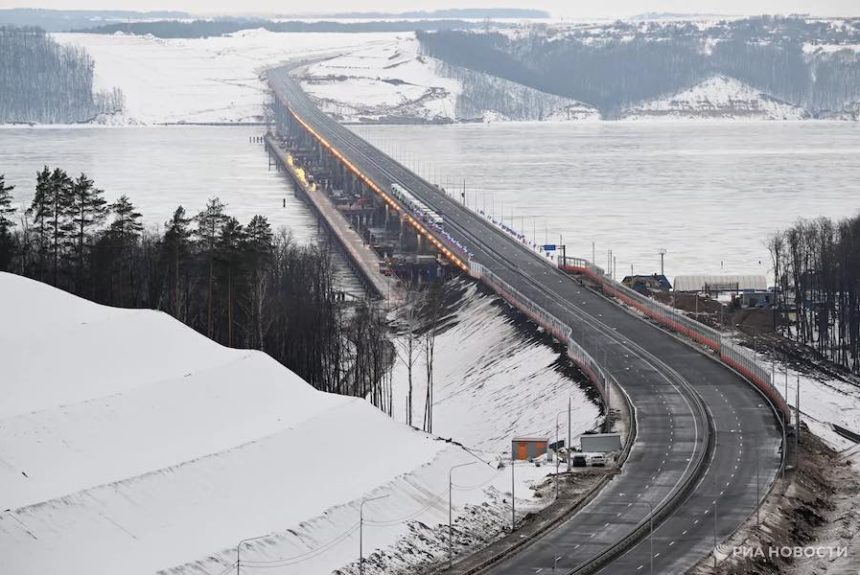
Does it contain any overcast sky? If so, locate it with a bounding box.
[0,0,857,18]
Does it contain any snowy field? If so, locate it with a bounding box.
[52,30,398,125]
[0,273,568,575]
[763,355,860,452]
[0,272,595,574]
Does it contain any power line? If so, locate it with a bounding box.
[241,522,360,568]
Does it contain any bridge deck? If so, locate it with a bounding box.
[267,65,784,575]
[266,135,398,301]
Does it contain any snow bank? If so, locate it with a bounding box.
[0,272,505,574]
[390,281,602,454]
[623,75,809,120]
[52,30,398,125]
[761,355,860,452]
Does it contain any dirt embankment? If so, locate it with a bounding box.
[692,426,860,575]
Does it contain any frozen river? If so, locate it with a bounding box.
[2,122,859,282]
[355,121,860,280]
[0,126,315,239]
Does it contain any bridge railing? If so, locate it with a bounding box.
[469,261,609,403]
[564,257,790,422]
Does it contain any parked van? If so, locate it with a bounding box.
[588,454,607,467]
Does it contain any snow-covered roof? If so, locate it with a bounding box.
[673,274,767,292]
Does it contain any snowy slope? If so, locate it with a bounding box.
[390,280,602,453]
[0,273,510,575]
[298,35,598,123]
[52,30,398,125]
[623,75,809,120]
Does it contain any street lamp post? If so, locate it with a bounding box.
[605,500,654,575]
[636,499,655,575]
[567,397,572,473]
[236,534,271,575]
[448,462,477,568]
[360,494,390,575]
[554,410,569,499]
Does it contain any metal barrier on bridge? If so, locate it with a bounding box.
[469,261,609,404]
[559,256,791,422]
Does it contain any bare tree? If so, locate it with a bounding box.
[393,289,421,427]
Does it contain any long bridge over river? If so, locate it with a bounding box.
[266,65,791,575]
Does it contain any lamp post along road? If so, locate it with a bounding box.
[448,462,477,568]
[236,534,271,575]
[360,494,390,575]
[567,397,572,473]
[554,409,570,499]
[605,500,654,575]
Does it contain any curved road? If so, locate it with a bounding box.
[269,67,784,574]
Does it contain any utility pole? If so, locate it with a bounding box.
[658,248,666,276]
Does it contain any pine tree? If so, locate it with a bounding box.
[217,216,247,347]
[27,166,53,280]
[107,195,143,306]
[162,206,192,320]
[68,172,107,290]
[196,198,227,339]
[0,174,16,271]
[48,168,72,286]
[244,215,273,350]
[109,195,143,246]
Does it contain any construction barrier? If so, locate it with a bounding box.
[560,256,791,422]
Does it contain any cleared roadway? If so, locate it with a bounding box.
[268,67,784,574]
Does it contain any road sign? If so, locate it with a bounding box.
[543,244,557,251]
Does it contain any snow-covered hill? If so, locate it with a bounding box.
[622,75,810,120]
[298,35,598,123]
[0,273,523,574]
[52,30,398,125]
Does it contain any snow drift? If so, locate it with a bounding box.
[0,272,507,574]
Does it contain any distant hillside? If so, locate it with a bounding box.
[0,8,188,32]
[303,8,549,18]
[0,26,123,124]
[418,16,860,118]
[82,18,492,38]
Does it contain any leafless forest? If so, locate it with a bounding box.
[0,26,124,123]
[769,214,860,373]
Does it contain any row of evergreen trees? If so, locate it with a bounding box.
[768,214,860,374]
[0,26,124,123]
[0,169,392,405]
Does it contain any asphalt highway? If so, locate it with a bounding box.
[269,67,784,574]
